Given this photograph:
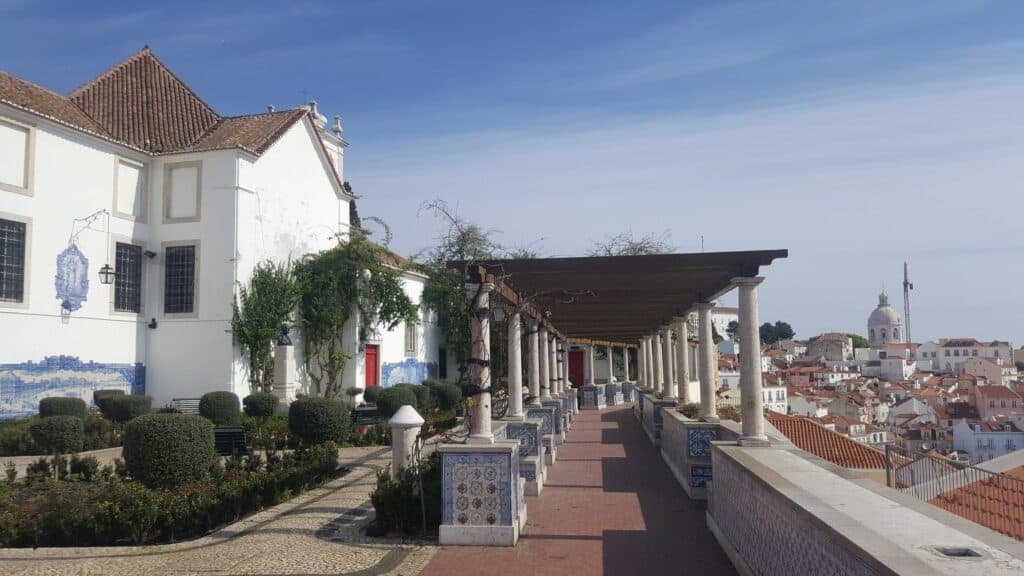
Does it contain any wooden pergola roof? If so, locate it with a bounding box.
[454,249,787,346]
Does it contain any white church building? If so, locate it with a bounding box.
[0,48,438,417]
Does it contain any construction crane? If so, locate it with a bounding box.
[903,262,913,345]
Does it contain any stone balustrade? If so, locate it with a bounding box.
[659,409,739,499]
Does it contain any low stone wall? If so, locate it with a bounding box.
[660,410,738,499]
[708,443,1024,575]
[640,393,676,446]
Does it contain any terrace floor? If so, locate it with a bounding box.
[420,405,735,576]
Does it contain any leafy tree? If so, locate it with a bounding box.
[232,262,299,392]
[759,321,795,345]
[847,333,871,349]
[712,324,724,345]
[345,183,362,230]
[588,230,673,256]
[726,320,740,343]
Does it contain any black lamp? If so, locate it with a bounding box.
[98,263,115,285]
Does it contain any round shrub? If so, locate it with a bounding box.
[405,384,432,410]
[429,382,463,411]
[363,386,382,404]
[39,397,86,419]
[123,413,215,487]
[243,392,279,418]
[104,395,152,423]
[375,386,418,419]
[29,416,84,454]
[199,391,241,426]
[288,396,350,445]
[93,389,125,414]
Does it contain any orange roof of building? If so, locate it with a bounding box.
[976,386,1022,400]
[765,412,887,469]
[929,466,1024,541]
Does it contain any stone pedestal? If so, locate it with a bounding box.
[605,382,624,406]
[526,406,558,465]
[500,419,545,496]
[540,399,566,444]
[641,393,677,446]
[579,385,603,410]
[272,343,298,407]
[389,405,424,479]
[439,443,523,546]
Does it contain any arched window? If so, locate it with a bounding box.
[893,328,899,340]
[881,329,887,340]
[870,329,875,340]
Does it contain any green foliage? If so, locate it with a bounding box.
[0,419,36,456]
[375,386,417,419]
[93,389,125,413]
[712,323,724,345]
[726,320,740,343]
[295,230,418,398]
[82,412,120,451]
[243,393,279,418]
[29,416,84,454]
[424,380,462,411]
[370,452,441,535]
[287,397,350,445]
[395,383,431,411]
[70,454,100,481]
[240,413,294,450]
[103,395,152,423]
[199,391,241,426]
[363,386,382,404]
[847,333,871,349]
[759,321,795,345]
[123,414,216,487]
[39,397,86,419]
[231,261,300,393]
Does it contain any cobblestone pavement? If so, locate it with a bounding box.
[420,406,735,576]
[0,446,436,576]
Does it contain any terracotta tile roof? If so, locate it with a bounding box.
[185,109,308,155]
[0,71,108,135]
[929,465,1024,541]
[765,411,887,469]
[976,386,1021,400]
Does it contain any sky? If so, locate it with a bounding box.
[2,0,1023,345]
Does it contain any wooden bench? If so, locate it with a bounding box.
[214,426,248,456]
[172,398,201,414]
[352,407,383,426]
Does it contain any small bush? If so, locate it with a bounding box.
[242,392,278,418]
[425,380,462,411]
[370,452,441,535]
[93,389,125,413]
[39,397,87,419]
[123,414,216,487]
[105,395,152,423]
[398,384,431,411]
[69,454,100,481]
[29,416,84,454]
[375,386,418,419]
[199,391,241,425]
[82,412,120,451]
[363,386,381,404]
[288,397,350,445]
[0,419,36,456]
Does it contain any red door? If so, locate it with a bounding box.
[365,345,379,388]
[569,350,585,388]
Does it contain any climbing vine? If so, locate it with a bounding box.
[232,261,300,393]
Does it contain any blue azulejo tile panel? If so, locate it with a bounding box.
[690,465,713,488]
[0,356,145,419]
[55,244,89,312]
[505,423,540,457]
[381,358,438,387]
[526,408,554,435]
[687,427,720,459]
[522,468,536,482]
[540,400,563,434]
[442,451,514,527]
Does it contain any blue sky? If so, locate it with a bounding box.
[3,1,1023,345]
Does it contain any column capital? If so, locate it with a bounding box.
[731,276,764,287]
[672,315,689,323]
[694,301,715,311]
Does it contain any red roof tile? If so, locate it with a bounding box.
[765,412,886,469]
[929,466,1024,541]
[0,71,108,135]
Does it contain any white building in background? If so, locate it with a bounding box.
[953,419,1024,464]
[916,339,1014,374]
[711,306,738,340]
[0,48,437,417]
[867,292,903,347]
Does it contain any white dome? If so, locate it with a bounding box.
[867,292,903,347]
[869,303,901,325]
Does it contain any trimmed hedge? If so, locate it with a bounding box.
[93,389,125,413]
[375,386,417,419]
[288,397,350,445]
[363,386,382,404]
[123,413,216,487]
[424,380,462,411]
[103,395,152,423]
[199,391,241,425]
[39,397,86,419]
[242,392,279,418]
[29,416,84,454]
[401,384,432,411]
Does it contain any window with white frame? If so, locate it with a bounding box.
[0,119,32,194]
[164,244,196,314]
[0,217,27,302]
[404,322,417,356]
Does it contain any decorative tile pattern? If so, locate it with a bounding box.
[687,427,720,459]
[581,387,600,408]
[540,400,563,434]
[55,244,89,312]
[690,465,713,488]
[526,408,555,436]
[522,468,536,482]
[1,356,145,419]
[505,422,540,457]
[381,358,438,387]
[442,451,514,527]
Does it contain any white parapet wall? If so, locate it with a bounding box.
[708,443,1024,576]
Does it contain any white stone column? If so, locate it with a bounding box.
[736,276,768,444]
[606,346,615,383]
[618,344,626,381]
[508,311,524,419]
[653,333,664,395]
[550,336,559,394]
[539,327,551,399]
[586,345,596,385]
[465,283,495,442]
[661,327,674,398]
[674,316,691,404]
[696,302,718,421]
[527,320,541,406]
[645,337,655,389]
[389,405,424,478]
[637,340,646,387]
[555,341,565,395]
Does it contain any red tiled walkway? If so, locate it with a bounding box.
[421,405,736,576]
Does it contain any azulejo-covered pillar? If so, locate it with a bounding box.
[735,276,769,445]
[527,319,541,406]
[674,316,690,404]
[539,326,551,399]
[507,310,524,419]
[661,327,674,398]
[696,302,718,421]
[466,283,495,443]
